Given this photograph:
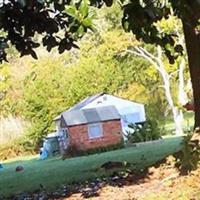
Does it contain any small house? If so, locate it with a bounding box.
[54,93,146,152]
[55,106,122,151]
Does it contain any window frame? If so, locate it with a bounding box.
[88,123,103,139]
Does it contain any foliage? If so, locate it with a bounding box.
[64,141,124,157]
[0,0,98,62]
[91,0,200,129]
[0,63,11,114]
[0,4,184,155]
[5,29,154,152]
[0,0,200,129]
[0,28,178,155]
[0,137,35,160]
[174,133,200,174]
[126,120,163,143]
[0,0,196,63]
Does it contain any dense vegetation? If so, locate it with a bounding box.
[0,0,199,129]
[0,5,190,159]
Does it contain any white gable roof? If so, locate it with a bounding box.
[54,93,146,123]
[84,94,143,110]
[83,94,145,123]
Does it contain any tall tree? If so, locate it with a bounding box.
[117,0,200,130]
[0,0,200,130]
[126,45,187,135]
[125,16,188,134]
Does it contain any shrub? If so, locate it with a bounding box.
[64,144,83,157]
[126,120,162,144]
[63,141,124,158]
[174,132,200,175]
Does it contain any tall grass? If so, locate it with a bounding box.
[0,115,31,145]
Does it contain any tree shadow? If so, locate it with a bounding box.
[1,165,152,200]
[2,154,197,200]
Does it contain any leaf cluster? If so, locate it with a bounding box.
[0,0,95,61]
[126,120,162,144]
[174,134,200,175]
[1,0,199,65]
[91,0,200,64]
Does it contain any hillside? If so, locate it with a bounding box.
[2,154,199,200]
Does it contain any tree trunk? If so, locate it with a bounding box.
[182,20,200,130]
[173,108,184,135]
[159,64,183,135]
[177,59,186,134]
[178,59,187,106]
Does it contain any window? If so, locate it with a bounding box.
[88,123,103,139]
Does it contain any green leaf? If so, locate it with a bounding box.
[80,0,89,18]
[77,25,85,37]
[66,5,77,18]
[82,18,92,27]
[165,43,171,51]
[123,21,129,31]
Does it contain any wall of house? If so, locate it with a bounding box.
[67,120,122,150]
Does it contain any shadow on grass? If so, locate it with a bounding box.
[2,155,191,200]
[0,136,185,199]
[2,167,152,200]
[3,156,178,200]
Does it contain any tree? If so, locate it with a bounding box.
[0,0,200,129]
[124,16,188,135]
[0,63,11,114]
[126,45,186,135]
[0,0,96,61]
[116,0,200,130]
[10,29,149,150]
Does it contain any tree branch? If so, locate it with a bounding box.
[126,48,160,71]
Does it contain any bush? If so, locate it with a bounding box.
[174,133,200,175]
[63,141,125,158]
[126,120,162,144]
[0,137,35,160]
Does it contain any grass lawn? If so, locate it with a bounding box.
[162,112,194,134]
[0,136,183,198]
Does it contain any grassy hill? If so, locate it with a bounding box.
[0,136,183,198]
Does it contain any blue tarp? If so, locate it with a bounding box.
[39,148,48,160]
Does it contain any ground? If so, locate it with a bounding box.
[67,161,200,200]
[0,136,183,198]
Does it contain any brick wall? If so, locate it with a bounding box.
[67,120,122,150]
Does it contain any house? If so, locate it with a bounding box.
[54,93,146,152]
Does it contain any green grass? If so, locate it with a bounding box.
[0,136,183,198]
[161,112,194,134]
